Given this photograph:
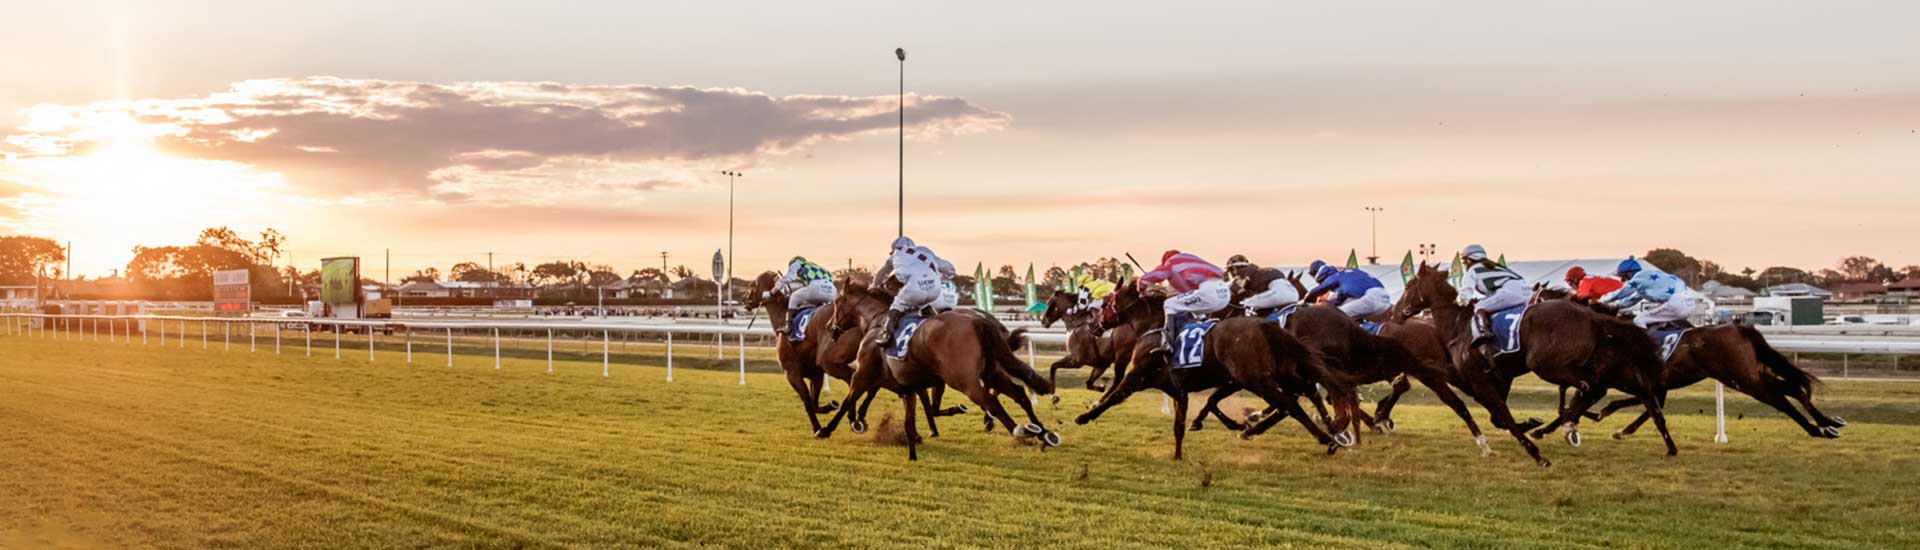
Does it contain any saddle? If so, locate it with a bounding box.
[785,307,817,343]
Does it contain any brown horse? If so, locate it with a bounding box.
[1397,263,1677,466]
[1074,281,1346,460]
[745,272,864,434]
[1039,290,1137,393]
[1547,302,1845,440]
[814,280,1058,460]
[1281,304,1490,450]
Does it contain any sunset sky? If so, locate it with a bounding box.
[3,1,1917,278]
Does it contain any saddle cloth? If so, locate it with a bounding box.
[1648,325,1690,362]
[1173,319,1217,369]
[787,307,816,343]
[1489,304,1527,356]
[886,313,926,360]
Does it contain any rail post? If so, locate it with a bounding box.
[405,328,411,363]
[1714,382,1728,444]
[368,325,375,363]
[333,323,341,360]
[446,327,453,368]
[602,329,610,378]
[224,320,230,351]
[250,320,256,352]
[493,328,500,370]
[275,323,280,354]
[547,329,553,374]
[666,332,674,382]
[737,333,746,385]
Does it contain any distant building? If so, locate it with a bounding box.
[396,281,534,299]
[1,285,40,306]
[1831,282,1889,302]
[1700,281,1758,303]
[1887,280,1920,302]
[1763,283,1831,299]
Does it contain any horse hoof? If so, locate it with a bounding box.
[1050,395,1061,406]
[1517,418,1545,432]
[814,429,831,439]
[1334,431,1356,448]
[1565,430,1583,447]
[1474,435,1491,457]
[1020,423,1045,436]
[821,400,841,412]
[1073,415,1092,426]
[955,404,969,414]
[1612,430,1628,440]
[1820,426,1841,439]
[1381,418,1396,433]
[1042,431,1063,447]
[1536,458,1552,468]
[1245,411,1265,424]
[1326,443,1341,456]
[1529,430,1548,440]
[1830,416,1848,428]
[1189,422,1204,431]
[851,420,868,434]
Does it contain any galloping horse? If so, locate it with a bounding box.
[1544,302,1846,440]
[1397,263,1678,466]
[1039,290,1137,392]
[814,280,1058,460]
[1074,281,1346,460]
[746,272,864,434]
[1282,304,1489,450]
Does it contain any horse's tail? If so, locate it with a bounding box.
[1738,324,1819,396]
[977,319,1054,395]
[1006,326,1030,351]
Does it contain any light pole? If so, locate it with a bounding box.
[895,47,906,238]
[1417,243,1438,264]
[721,170,742,309]
[1364,206,1383,265]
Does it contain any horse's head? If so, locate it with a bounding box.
[743,271,781,311]
[1104,278,1161,329]
[827,279,889,339]
[1284,270,1308,296]
[1394,262,1458,321]
[1040,290,1076,328]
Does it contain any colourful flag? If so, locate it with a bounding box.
[1449,252,1465,289]
[1498,254,1508,267]
[1399,250,1415,284]
[1120,263,1134,282]
[1068,265,1084,293]
[1023,263,1038,309]
[1345,249,1360,269]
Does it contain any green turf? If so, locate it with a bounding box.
[1,333,1915,549]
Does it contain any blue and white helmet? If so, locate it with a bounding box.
[1462,244,1488,262]
[1308,260,1327,276]
[890,236,915,252]
[1314,264,1339,282]
[1616,256,1642,279]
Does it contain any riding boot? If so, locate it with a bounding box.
[1160,312,1183,354]
[779,309,798,336]
[1471,310,1494,346]
[876,308,906,346]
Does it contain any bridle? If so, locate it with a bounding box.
[828,288,882,338]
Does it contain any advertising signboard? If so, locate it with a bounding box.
[320,257,361,306]
[213,269,251,313]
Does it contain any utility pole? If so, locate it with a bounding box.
[721,170,742,306]
[896,47,907,238]
[1364,207,1383,265]
[660,251,669,272]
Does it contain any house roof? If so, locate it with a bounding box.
[1765,283,1831,297]
[1833,282,1888,295]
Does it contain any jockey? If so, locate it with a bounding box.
[1138,250,1230,354]
[1564,266,1624,303]
[1224,254,1300,314]
[773,256,835,334]
[872,236,956,345]
[1067,273,1116,315]
[1461,244,1529,351]
[1606,257,1700,329]
[933,257,959,313]
[1301,264,1391,320]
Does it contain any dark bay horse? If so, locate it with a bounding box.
[1550,302,1846,440]
[1398,263,1677,466]
[1074,282,1345,460]
[746,271,865,434]
[1282,305,1489,450]
[1039,290,1137,393]
[814,281,1058,460]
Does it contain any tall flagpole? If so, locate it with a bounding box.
[895,47,906,238]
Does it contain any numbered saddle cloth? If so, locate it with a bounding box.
[787,307,816,343]
[886,313,925,360]
[1173,319,1218,369]
[1648,326,1690,362]
[1358,320,1385,335]
[1489,304,1527,356]
[1264,304,1299,326]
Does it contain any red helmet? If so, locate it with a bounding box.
[1161,250,1181,263]
[1565,266,1587,283]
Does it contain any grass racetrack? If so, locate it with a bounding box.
[2,333,1916,549]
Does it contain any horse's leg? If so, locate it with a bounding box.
[1548,387,1607,448]
[1086,358,1112,392]
[1640,391,1679,456]
[1371,374,1412,432]
[785,366,823,433]
[809,371,839,413]
[1593,396,1643,422]
[1243,384,1337,448]
[903,386,920,461]
[1460,369,1549,466]
[1417,371,1488,454]
[965,385,1023,437]
[1047,356,1073,391]
[1170,392,1190,461]
[855,388,881,430]
[1789,391,1846,431]
[917,389,941,438]
[1075,363,1151,425]
[816,362,879,438]
[1190,385,1243,432]
[1303,385,1334,428]
[1755,391,1830,438]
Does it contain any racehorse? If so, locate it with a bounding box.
[1074,281,1346,460]
[1039,290,1137,393]
[746,272,865,434]
[1397,263,1678,466]
[1544,302,1846,440]
[814,280,1059,460]
[1281,304,1490,450]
